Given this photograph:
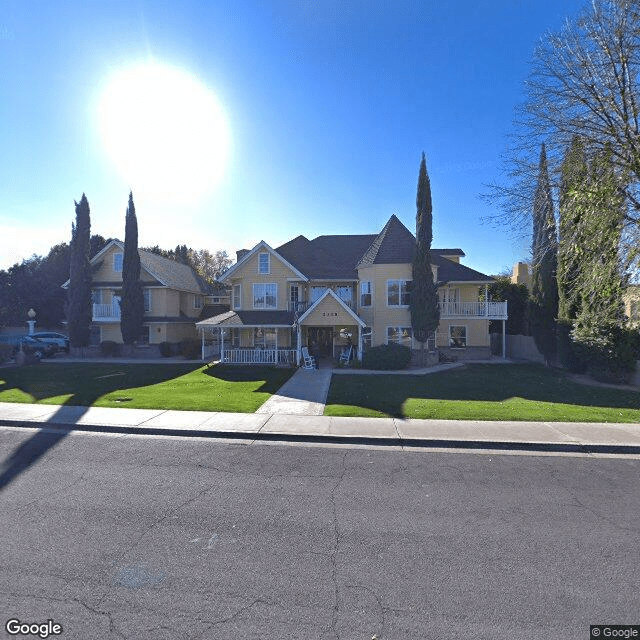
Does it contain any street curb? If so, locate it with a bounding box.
[2,419,640,455]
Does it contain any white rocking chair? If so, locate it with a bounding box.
[301,346,316,370]
[339,346,352,366]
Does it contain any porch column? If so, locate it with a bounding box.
[357,326,362,361]
[200,328,205,361]
[502,319,506,359]
[485,284,488,317]
[296,325,301,366]
[220,327,224,363]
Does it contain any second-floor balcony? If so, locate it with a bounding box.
[93,302,121,321]
[288,299,357,314]
[439,300,508,319]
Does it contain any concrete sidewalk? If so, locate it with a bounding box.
[256,367,333,415]
[1,402,640,454]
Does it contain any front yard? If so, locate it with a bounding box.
[0,363,295,413]
[324,363,640,422]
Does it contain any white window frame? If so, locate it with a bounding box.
[258,252,270,274]
[290,284,299,303]
[448,325,467,348]
[360,281,372,307]
[113,252,123,273]
[386,326,413,348]
[253,283,278,309]
[253,327,276,348]
[194,294,203,310]
[143,289,151,312]
[232,284,242,310]
[386,280,411,307]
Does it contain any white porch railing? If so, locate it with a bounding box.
[222,348,297,365]
[438,301,507,319]
[93,303,121,320]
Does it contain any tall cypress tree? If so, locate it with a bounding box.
[410,152,440,364]
[120,192,145,344]
[557,136,589,369]
[68,194,92,348]
[530,143,559,366]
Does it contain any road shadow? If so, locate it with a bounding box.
[0,362,200,491]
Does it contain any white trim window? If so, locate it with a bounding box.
[143,289,152,312]
[253,283,277,309]
[449,325,467,348]
[387,280,411,306]
[360,281,372,307]
[258,252,270,274]
[290,284,299,303]
[311,286,328,303]
[113,252,123,273]
[194,294,203,310]
[254,327,276,348]
[387,326,412,348]
[233,284,242,310]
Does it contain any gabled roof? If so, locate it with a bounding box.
[220,240,308,282]
[296,289,366,327]
[62,239,210,294]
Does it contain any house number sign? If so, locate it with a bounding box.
[322,312,339,317]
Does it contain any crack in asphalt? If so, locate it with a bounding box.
[194,597,274,639]
[1,591,127,639]
[345,583,387,639]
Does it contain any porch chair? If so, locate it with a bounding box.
[338,345,352,366]
[301,346,316,370]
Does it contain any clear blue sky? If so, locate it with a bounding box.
[0,0,586,276]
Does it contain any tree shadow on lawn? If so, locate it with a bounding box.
[0,362,201,492]
[328,363,640,418]
[0,362,202,405]
[202,364,295,395]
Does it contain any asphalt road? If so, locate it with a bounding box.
[0,427,639,640]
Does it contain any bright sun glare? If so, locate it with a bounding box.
[98,61,230,204]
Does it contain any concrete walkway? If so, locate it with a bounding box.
[1,402,640,455]
[256,367,333,415]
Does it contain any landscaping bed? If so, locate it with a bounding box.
[0,363,295,413]
[324,363,640,422]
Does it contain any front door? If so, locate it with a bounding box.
[307,327,333,357]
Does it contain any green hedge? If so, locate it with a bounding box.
[179,338,201,360]
[362,343,411,370]
[100,340,119,357]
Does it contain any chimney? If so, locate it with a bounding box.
[236,249,249,263]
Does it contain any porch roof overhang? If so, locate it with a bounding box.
[196,310,295,330]
[297,289,366,327]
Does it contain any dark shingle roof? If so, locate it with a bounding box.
[199,304,231,320]
[274,215,492,283]
[196,310,295,327]
[138,248,210,294]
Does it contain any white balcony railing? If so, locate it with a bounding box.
[221,348,297,365]
[438,301,507,319]
[93,303,121,320]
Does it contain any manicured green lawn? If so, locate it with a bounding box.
[0,363,295,413]
[324,363,640,422]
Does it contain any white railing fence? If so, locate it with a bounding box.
[93,303,121,319]
[438,301,507,318]
[222,349,297,365]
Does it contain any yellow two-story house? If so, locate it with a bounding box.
[64,239,227,345]
[196,215,507,364]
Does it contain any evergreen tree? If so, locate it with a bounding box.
[571,145,631,381]
[530,143,559,365]
[557,136,589,369]
[68,194,92,347]
[120,192,145,344]
[410,152,440,364]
